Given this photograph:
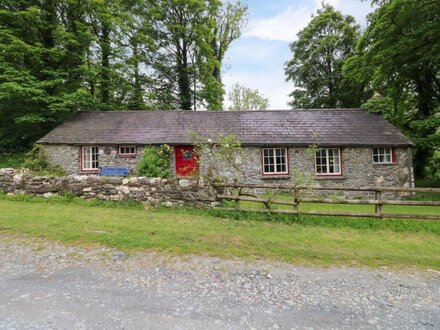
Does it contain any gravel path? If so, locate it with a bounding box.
[0,235,439,330]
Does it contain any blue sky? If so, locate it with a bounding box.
[222,0,373,109]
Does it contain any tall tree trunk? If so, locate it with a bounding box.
[100,21,111,106]
[177,42,192,110]
[131,42,143,109]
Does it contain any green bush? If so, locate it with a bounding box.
[137,145,171,178]
[23,145,65,176]
[0,151,27,168]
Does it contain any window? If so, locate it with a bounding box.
[262,148,288,175]
[315,148,341,175]
[373,147,395,164]
[119,146,136,157]
[82,146,99,171]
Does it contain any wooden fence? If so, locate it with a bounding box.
[212,183,440,220]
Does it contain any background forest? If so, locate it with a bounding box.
[0,0,438,180]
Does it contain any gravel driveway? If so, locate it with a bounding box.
[0,234,439,330]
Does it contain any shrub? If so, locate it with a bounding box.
[137,145,171,178]
[23,145,65,176]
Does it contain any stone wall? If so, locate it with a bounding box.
[43,145,144,175]
[0,169,215,207]
[199,147,413,191]
[41,143,413,191]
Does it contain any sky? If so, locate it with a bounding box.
[222,0,373,109]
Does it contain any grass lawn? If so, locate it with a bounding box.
[0,196,439,270]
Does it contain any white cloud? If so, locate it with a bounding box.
[244,5,311,42]
[223,0,373,109]
[315,0,340,7]
[244,0,369,43]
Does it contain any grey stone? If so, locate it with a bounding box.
[150,178,161,185]
[179,179,191,187]
[0,169,213,207]
[112,252,128,262]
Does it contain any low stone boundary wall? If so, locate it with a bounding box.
[0,169,215,207]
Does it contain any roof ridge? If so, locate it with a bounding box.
[78,108,364,114]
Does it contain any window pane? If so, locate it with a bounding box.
[263,148,287,174]
[315,148,341,174]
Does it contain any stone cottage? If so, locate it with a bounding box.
[37,109,414,188]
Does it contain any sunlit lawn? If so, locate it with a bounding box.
[0,196,439,270]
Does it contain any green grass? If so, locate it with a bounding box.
[0,195,439,269]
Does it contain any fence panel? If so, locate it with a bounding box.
[213,183,440,220]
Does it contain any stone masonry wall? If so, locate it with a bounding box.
[43,145,145,175]
[199,147,412,191]
[0,169,215,207]
[42,144,413,193]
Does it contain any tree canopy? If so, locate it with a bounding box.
[285,4,364,108]
[344,0,440,177]
[0,0,247,152]
[228,83,269,111]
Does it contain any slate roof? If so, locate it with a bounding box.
[37,109,413,147]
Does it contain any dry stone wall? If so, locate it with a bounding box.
[0,169,215,207]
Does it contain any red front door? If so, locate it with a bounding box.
[175,145,198,176]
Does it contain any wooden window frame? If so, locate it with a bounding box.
[81,146,99,172]
[118,145,137,158]
[315,148,342,176]
[261,147,290,176]
[372,147,395,164]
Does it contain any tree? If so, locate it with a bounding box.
[150,0,247,111]
[285,4,363,108]
[343,0,440,177]
[0,0,247,153]
[150,0,219,110]
[228,83,269,111]
[0,0,95,152]
[210,1,247,85]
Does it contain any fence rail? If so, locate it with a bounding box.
[213,183,440,220]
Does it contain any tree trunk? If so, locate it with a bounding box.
[100,21,111,106]
[177,42,192,110]
[131,42,143,109]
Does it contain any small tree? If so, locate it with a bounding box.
[228,83,269,111]
[137,145,171,178]
[361,92,395,122]
[190,132,256,183]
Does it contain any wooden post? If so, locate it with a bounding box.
[233,179,239,210]
[293,187,299,212]
[375,189,383,218]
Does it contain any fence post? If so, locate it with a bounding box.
[375,188,383,218]
[293,187,299,213]
[234,179,241,210]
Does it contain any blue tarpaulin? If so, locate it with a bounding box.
[99,166,130,177]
